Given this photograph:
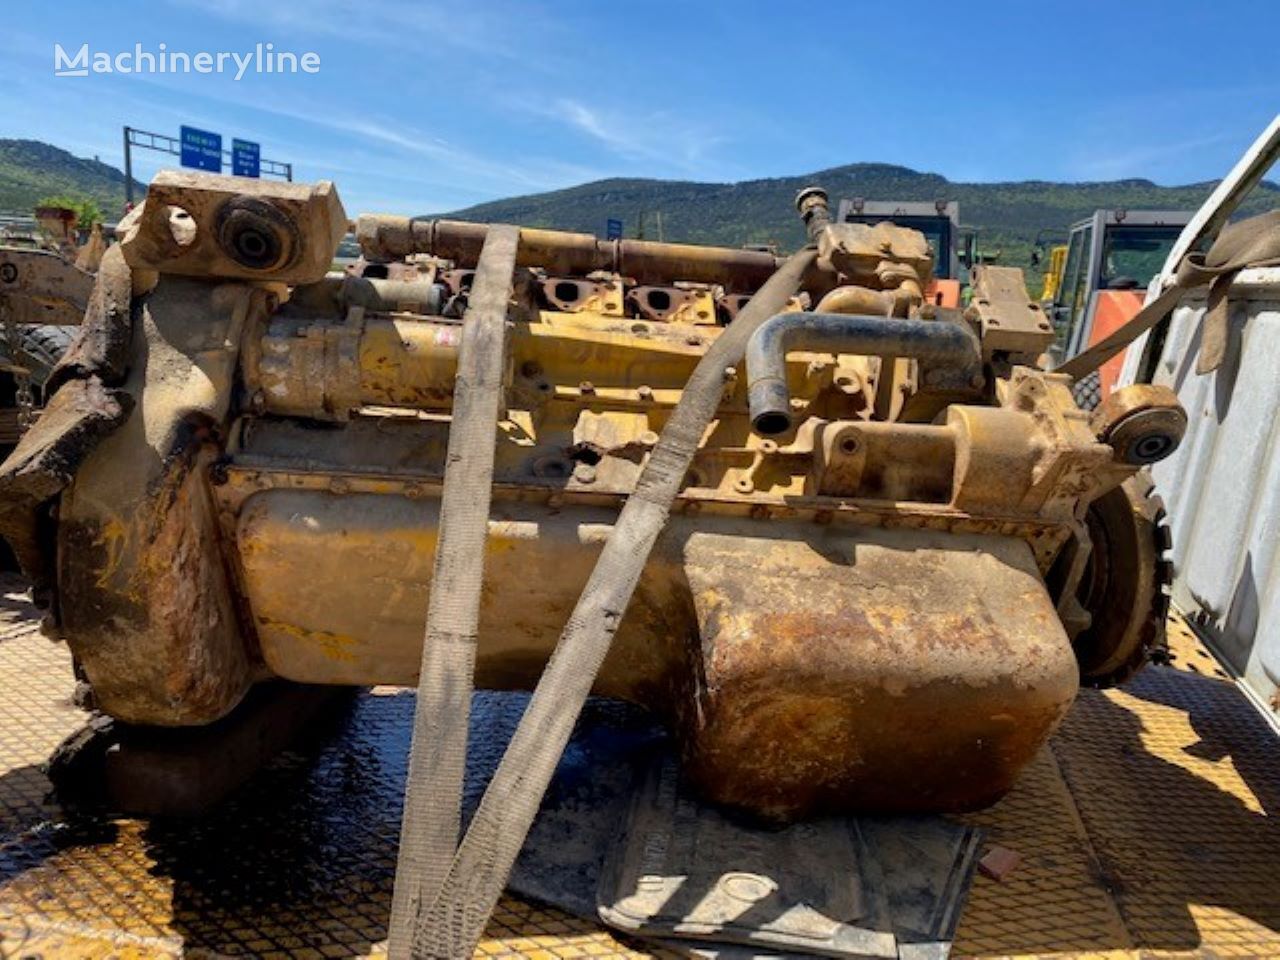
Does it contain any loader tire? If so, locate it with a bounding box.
[1072,370,1102,411]
[16,324,74,387]
[1073,470,1172,688]
[0,324,73,569]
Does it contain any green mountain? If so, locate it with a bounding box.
[446,163,1280,284]
[0,139,143,219]
[5,139,1276,286]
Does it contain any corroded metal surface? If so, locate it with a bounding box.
[681,526,1077,818]
[0,246,94,327]
[119,171,347,285]
[355,216,786,293]
[56,277,272,726]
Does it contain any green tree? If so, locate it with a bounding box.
[35,194,103,228]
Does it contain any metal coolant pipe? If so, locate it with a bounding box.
[746,311,982,435]
[355,215,785,292]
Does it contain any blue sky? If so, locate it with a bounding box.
[1,1,1277,217]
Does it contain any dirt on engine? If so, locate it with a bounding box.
[0,171,1184,821]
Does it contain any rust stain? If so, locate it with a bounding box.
[257,615,360,663]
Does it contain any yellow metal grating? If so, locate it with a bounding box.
[1044,619,1280,958]
[0,574,1275,959]
[954,615,1280,960]
[954,748,1132,957]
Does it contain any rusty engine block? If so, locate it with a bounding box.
[0,172,1186,821]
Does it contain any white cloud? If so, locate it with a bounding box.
[514,95,727,179]
[1068,132,1235,181]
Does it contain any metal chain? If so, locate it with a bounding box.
[1,301,34,433]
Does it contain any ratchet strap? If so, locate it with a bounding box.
[411,247,818,958]
[1060,209,1280,380]
[388,224,520,959]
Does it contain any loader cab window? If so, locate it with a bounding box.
[1055,223,1093,354]
[843,214,954,279]
[1099,225,1181,290]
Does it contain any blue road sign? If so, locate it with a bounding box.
[232,139,261,178]
[606,218,623,240]
[180,126,222,173]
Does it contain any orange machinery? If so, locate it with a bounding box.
[1048,209,1192,403]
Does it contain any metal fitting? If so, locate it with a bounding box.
[794,186,831,243]
[745,311,982,436]
[1092,384,1186,465]
[215,196,299,272]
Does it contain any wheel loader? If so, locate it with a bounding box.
[0,203,105,450]
[1045,209,1193,407]
[0,170,1189,953]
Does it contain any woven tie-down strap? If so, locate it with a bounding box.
[387,224,520,960]
[1059,209,1280,380]
[391,246,816,959]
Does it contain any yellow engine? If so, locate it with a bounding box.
[0,172,1184,820]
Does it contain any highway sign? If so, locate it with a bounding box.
[232,139,260,178]
[179,126,222,173]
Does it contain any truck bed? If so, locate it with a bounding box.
[0,575,1275,959]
